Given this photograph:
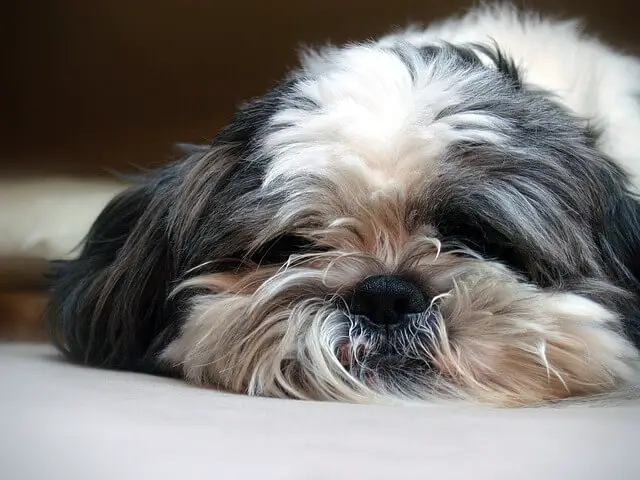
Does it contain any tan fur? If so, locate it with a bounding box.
[432,278,637,406]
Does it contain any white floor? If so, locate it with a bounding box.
[2,343,640,479]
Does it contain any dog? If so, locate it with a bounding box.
[47,5,640,406]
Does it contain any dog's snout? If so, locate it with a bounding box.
[350,275,428,325]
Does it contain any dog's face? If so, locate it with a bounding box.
[49,42,640,406]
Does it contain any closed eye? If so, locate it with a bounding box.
[439,241,483,259]
[436,214,529,272]
[250,234,327,265]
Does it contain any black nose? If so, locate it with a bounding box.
[350,275,428,326]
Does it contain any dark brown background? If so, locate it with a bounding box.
[3,0,640,178]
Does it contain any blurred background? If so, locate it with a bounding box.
[1,0,639,339]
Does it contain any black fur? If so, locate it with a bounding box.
[46,96,289,371]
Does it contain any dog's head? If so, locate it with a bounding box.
[48,42,640,406]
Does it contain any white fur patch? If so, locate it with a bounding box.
[262,44,507,191]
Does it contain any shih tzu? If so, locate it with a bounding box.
[47,5,640,406]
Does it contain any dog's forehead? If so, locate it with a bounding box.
[259,43,509,195]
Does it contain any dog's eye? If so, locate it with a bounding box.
[437,215,529,271]
[250,234,322,265]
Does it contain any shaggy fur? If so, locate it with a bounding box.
[47,5,640,406]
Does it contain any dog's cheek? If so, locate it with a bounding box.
[160,293,257,389]
[434,286,638,406]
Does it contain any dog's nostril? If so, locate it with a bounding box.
[350,275,427,325]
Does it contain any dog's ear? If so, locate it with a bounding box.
[600,194,640,285]
[595,181,640,347]
[45,145,244,372]
[46,179,174,371]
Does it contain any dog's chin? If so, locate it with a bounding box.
[342,353,437,399]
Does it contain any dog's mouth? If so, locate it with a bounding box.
[335,306,441,361]
[336,345,435,392]
[335,323,437,381]
[336,340,367,367]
